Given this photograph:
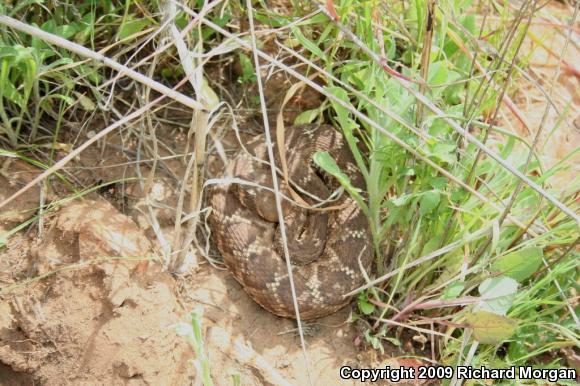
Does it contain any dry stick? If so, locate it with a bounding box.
[312,2,579,224]
[164,0,213,270]
[139,47,174,266]
[180,7,536,234]
[0,15,204,112]
[245,2,312,385]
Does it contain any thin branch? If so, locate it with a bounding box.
[245,2,313,385]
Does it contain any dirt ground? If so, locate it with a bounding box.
[0,140,428,385]
[0,183,420,386]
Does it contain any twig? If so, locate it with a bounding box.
[245,2,313,385]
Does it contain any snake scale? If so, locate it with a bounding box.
[209,124,372,319]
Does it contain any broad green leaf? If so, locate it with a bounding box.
[428,61,449,86]
[358,299,375,315]
[294,108,319,125]
[74,92,96,111]
[465,311,518,344]
[326,86,352,130]
[313,151,367,215]
[53,25,78,39]
[442,282,465,300]
[430,142,456,164]
[117,18,150,41]
[0,80,23,106]
[491,247,543,282]
[419,190,440,215]
[358,292,375,315]
[475,276,518,316]
[326,86,368,178]
[391,193,414,207]
[313,151,354,187]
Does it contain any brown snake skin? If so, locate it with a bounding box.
[209,124,372,319]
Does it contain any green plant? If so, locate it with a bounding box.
[250,0,579,377]
[174,308,214,386]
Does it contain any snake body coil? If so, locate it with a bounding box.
[209,124,372,319]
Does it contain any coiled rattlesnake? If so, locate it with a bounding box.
[209,124,372,319]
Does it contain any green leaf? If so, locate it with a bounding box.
[326,87,353,131]
[442,282,465,300]
[363,330,383,353]
[475,276,518,316]
[313,151,368,215]
[491,247,543,282]
[74,92,96,111]
[419,190,440,215]
[117,18,150,41]
[290,27,326,60]
[427,61,449,86]
[294,108,319,125]
[53,25,78,39]
[430,142,457,164]
[358,299,375,315]
[357,292,375,315]
[465,311,518,344]
[391,193,414,207]
[237,53,256,83]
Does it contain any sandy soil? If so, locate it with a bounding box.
[0,165,422,385]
